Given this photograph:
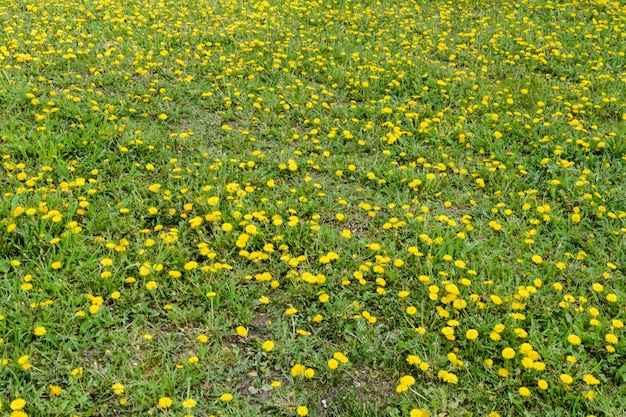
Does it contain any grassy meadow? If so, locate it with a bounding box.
[1,0,626,415]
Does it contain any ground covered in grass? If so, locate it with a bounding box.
[1,0,625,415]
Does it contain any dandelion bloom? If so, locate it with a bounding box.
[291,363,305,377]
[220,393,233,402]
[400,375,416,386]
[502,348,516,359]
[396,384,409,393]
[10,398,27,410]
[158,397,173,408]
[182,398,196,409]
[100,258,113,266]
[184,261,198,270]
[112,382,125,394]
[236,326,248,337]
[466,329,479,340]
[406,355,421,365]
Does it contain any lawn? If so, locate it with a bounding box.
[0,0,625,416]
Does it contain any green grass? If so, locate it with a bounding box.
[1,0,626,416]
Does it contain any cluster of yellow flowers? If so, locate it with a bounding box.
[0,0,625,415]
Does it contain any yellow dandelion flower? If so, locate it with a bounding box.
[10,398,26,410]
[583,374,600,385]
[112,382,125,395]
[567,334,581,345]
[502,348,516,359]
[220,393,233,402]
[399,375,416,386]
[184,261,198,270]
[182,398,196,409]
[236,326,248,337]
[291,363,305,377]
[49,384,63,396]
[158,397,173,408]
[466,329,479,340]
